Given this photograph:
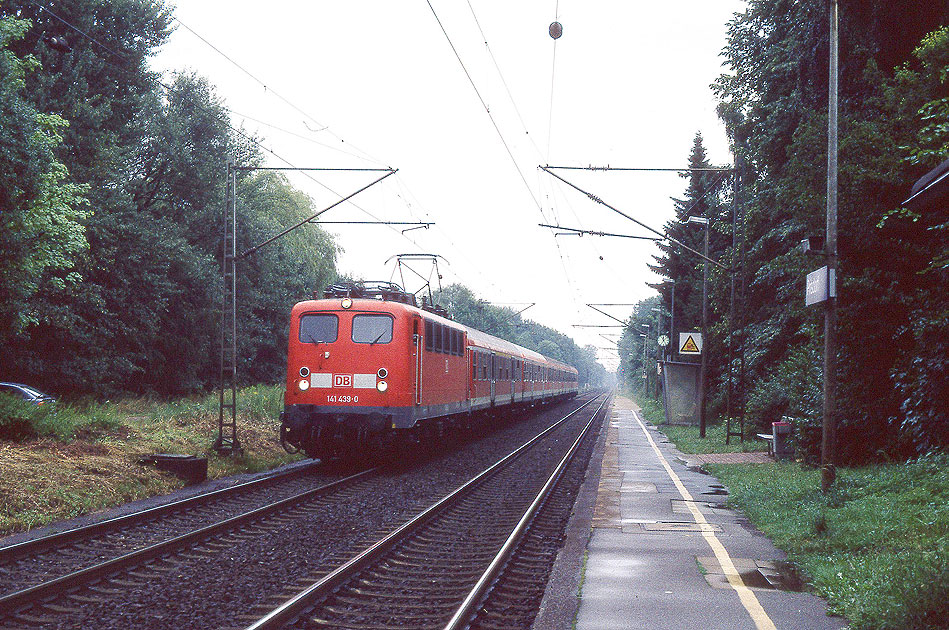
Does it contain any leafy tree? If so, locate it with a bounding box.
[1,3,340,397]
[650,133,729,333]
[712,1,949,460]
[438,284,607,388]
[0,17,89,336]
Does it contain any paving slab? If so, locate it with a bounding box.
[533,396,848,630]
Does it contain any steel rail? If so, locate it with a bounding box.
[0,461,322,564]
[443,393,611,629]
[243,394,604,630]
[0,468,377,614]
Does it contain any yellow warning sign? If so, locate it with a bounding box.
[679,332,702,355]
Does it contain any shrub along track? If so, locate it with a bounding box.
[0,393,603,630]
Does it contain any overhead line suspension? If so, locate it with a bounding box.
[539,166,728,270]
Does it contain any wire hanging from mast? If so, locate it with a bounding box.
[547,1,561,161]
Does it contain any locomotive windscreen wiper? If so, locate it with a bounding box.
[369,332,386,346]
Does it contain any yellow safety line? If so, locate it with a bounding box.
[630,410,778,630]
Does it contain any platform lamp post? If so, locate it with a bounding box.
[651,306,668,398]
[821,0,840,493]
[638,325,650,397]
[662,280,676,360]
[686,216,709,438]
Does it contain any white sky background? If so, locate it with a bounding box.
[151,0,747,371]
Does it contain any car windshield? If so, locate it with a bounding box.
[299,314,339,344]
[352,314,393,344]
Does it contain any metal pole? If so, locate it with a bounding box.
[822,0,839,492]
[699,222,709,438]
[726,166,740,444]
[642,334,648,396]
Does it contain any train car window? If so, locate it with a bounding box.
[299,314,338,344]
[352,314,393,344]
[425,320,433,351]
[434,324,443,353]
[450,329,457,355]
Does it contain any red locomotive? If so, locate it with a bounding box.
[280,282,579,462]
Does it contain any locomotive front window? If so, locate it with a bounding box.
[299,314,338,344]
[353,314,393,344]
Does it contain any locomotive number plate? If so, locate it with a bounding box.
[326,395,358,404]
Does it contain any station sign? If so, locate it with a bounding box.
[806,266,836,306]
[678,332,702,355]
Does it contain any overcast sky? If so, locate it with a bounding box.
[151,0,747,371]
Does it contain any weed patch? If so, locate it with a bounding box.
[0,385,303,536]
[633,393,766,454]
[704,456,949,630]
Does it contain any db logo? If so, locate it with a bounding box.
[334,374,353,387]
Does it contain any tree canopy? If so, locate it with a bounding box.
[0,2,338,396]
[438,284,607,389]
[631,1,948,461]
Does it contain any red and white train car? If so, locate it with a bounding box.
[280,284,578,460]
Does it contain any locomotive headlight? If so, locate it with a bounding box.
[377,367,388,379]
[298,379,310,391]
[376,380,388,393]
[341,298,353,309]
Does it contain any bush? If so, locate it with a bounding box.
[0,395,52,439]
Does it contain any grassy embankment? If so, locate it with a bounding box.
[0,385,303,536]
[633,394,949,630]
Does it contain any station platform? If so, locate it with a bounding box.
[533,396,848,630]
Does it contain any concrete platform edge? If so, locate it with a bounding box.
[532,395,611,630]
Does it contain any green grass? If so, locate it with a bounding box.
[702,456,949,630]
[0,385,303,535]
[630,393,767,454]
[646,399,949,630]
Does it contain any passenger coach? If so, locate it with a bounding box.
[280,283,578,461]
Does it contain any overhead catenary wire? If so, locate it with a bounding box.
[421,1,592,334]
[169,11,517,291]
[463,0,603,332]
[541,166,730,269]
[176,4,551,304]
[172,17,386,168]
[25,1,440,253]
[464,0,544,159]
[425,0,548,223]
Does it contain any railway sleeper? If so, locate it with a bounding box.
[330,594,460,611]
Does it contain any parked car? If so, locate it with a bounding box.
[0,382,56,405]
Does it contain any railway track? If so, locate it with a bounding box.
[0,394,604,629]
[0,466,378,625]
[243,393,610,630]
[0,461,335,590]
